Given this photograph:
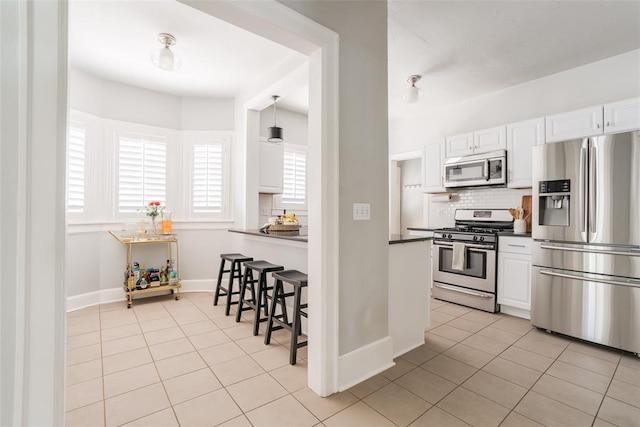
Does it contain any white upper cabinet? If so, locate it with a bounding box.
[258,139,284,193]
[506,118,545,188]
[545,105,603,143]
[445,132,473,157]
[604,97,640,134]
[445,127,506,158]
[473,125,507,155]
[545,98,640,143]
[423,138,446,193]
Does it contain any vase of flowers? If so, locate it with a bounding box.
[144,201,165,235]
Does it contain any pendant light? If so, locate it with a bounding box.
[267,95,283,143]
[403,75,423,103]
[151,33,182,72]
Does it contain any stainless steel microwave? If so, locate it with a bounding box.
[443,150,507,189]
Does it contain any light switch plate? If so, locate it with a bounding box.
[353,203,371,220]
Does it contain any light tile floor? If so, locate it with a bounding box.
[66,293,640,426]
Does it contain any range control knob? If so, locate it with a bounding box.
[480,236,485,241]
[472,235,478,241]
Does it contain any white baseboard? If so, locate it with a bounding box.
[393,340,426,359]
[500,305,531,320]
[66,279,221,312]
[337,336,394,392]
[67,288,126,312]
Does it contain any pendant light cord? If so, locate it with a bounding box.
[272,96,278,126]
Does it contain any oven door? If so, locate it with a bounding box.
[432,241,496,293]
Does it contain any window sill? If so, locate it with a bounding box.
[67,220,234,235]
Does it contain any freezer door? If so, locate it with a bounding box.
[533,241,640,278]
[589,132,640,246]
[532,139,586,242]
[532,266,640,353]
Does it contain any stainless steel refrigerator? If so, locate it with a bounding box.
[532,131,640,354]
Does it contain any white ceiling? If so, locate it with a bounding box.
[388,1,640,120]
[69,0,307,103]
[70,1,640,120]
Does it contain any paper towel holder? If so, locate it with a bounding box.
[432,193,456,203]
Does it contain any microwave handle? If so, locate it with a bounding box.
[484,159,490,181]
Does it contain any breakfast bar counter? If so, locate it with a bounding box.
[228,228,308,243]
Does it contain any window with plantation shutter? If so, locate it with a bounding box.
[192,143,224,213]
[118,135,167,213]
[67,126,86,213]
[282,147,307,205]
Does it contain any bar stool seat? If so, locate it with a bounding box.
[214,253,253,316]
[235,260,285,335]
[264,269,308,365]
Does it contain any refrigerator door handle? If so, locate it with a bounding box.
[589,143,598,239]
[579,142,588,237]
[540,244,640,257]
[540,269,640,289]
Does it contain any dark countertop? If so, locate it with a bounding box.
[406,227,437,232]
[229,228,308,243]
[497,231,532,238]
[389,234,433,245]
[230,229,432,245]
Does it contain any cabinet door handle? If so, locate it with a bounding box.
[507,244,526,248]
[606,121,610,127]
[596,123,601,129]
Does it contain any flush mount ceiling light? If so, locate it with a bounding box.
[267,95,283,143]
[151,33,182,71]
[403,75,423,103]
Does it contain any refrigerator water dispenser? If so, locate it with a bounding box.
[538,179,570,226]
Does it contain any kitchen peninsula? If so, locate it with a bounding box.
[389,234,432,357]
[230,227,433,358]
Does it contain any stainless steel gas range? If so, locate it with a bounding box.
[432,209,514,312]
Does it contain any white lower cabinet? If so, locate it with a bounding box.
[497,236,532,319]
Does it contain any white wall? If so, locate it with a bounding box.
[69,68,234,130]
[282,0,390,357]
[399,158,423,232]
[1,1,67,424]
[390,49,640,154]
[390,49,640,228]
[66,69,239,299]
[258,107,309,225]
[259,106,308,145]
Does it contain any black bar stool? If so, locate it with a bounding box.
[214,253,253,316]
[235,260,285,336]
[264,270,308,365]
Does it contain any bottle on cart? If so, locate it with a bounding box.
[132,262,140,282]
[124,264,130,286]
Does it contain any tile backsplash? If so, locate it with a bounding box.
[427,187,532,228]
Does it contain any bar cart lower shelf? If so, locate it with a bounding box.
[122,283,181,308]
[109,231,182,308]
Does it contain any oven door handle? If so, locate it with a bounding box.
[434,283,493,298]
[434,241,494,250]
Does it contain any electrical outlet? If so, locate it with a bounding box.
[260,207,269,216]
[438,209,445,218]
[353,203,371,220]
